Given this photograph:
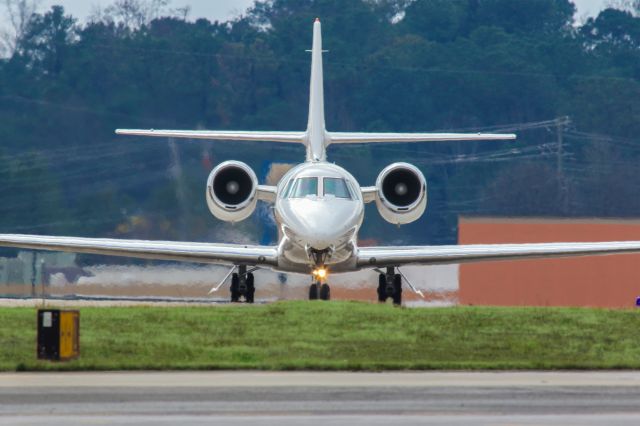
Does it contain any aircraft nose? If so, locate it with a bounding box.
[298,216,350,250]
[286,200,357,250]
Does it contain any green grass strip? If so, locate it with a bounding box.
[1,301,640,371]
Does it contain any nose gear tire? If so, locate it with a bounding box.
[309,283,319,300]
[320,283,330,301]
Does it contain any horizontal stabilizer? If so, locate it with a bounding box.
[116,129,306,143]
[328,132,516,144]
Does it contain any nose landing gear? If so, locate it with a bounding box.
[309,266,330,301]
[377,267,402,305]
[309,281,331,300]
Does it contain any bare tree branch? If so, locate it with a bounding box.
[1,0,41,55]
[606,0,640,16]
[93,0,176,30]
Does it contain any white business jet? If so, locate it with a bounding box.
[2,19,640,304]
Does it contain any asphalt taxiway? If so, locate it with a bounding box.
[2,372,640,425]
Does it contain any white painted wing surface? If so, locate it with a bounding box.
[0,234,278,266]
[328,132,516,144]
[115,129,306,143]
[357,241,640,268]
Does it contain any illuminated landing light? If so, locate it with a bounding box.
[312,267,328,280]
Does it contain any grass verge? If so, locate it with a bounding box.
[1,301,639,371]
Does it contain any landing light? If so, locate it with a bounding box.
[313,267,328,279]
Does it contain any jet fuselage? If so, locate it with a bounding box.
[274,161,363,273]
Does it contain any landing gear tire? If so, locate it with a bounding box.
[309,283,319,300]
[377,274,386,303]
[230,273,240,303]
[246,273,255,304]
[320,283,331,301]
[385,280,395,300]
[392,273,402,306]
[230,270,255,303]
[377,269,403,305]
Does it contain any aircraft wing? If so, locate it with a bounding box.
[115,129,306,143]
[328,132,516,144]
[0,234,278,266]
[357,241,640,268]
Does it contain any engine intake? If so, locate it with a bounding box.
[206,161,258,222]
[375,162,427,224]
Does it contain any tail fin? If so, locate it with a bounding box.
[305,18,328,162]
[301,19,515,157]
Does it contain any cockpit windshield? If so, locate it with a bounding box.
[323,177,352,199]
[289,177,318,198]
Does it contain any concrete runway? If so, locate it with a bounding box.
[2,372,640,425]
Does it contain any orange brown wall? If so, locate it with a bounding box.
[458,217,640,308]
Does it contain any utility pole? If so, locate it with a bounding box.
[31,252,36,298]
[556,116,570,214]
[168,137,189,240]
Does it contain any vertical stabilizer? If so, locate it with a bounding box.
[306,18,327,161]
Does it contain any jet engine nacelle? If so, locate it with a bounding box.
[206,160,258,222]
[375,162,427,225]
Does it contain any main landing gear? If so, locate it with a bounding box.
[378,267,402,305]
[230,265,255,303]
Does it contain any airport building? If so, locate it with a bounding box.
[458,217,640,308]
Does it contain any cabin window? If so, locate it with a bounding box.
[323,177,352,199]
[290,177,318,198]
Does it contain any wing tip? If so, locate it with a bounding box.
[476,132,517,139]
[115,129,155,135]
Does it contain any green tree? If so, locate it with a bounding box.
[19,5,76,75]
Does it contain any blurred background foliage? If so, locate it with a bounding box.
[0,0,639,250]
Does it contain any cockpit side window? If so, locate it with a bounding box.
[323,177,352,199]
[290,177,318,198]
[282,178,295,198]
[346,181,357,199]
